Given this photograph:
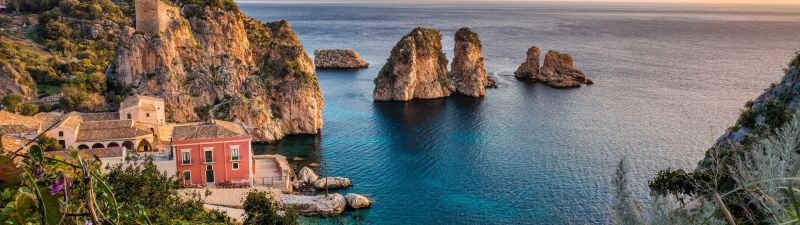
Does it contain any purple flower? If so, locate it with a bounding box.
[85,221,92,225]
[49,175,70,196]
[33,167,45,180]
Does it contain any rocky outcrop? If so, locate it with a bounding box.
[374,27,498,101]
[514,46,540,80]
[344,193,372,209]
[297,166,318,185]
[313,177,351,190]
[515,48,592,88]
[314,49,369,69]
[108,3,322,142]
[449,27,494,97]
[0,61,36,101]
[280,193,346,216]
[373,27,452,101]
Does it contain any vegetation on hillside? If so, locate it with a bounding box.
[613,53,800,224]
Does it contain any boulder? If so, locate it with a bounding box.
[280,193,346,216]
[314,49,369,69]
[313,177,351,190]
[373,27,453,101]
[514,46,541,80]
[449,27,492,97]
[298,166,318,185]
[344,193,372,209]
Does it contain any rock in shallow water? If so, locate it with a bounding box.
[344,193,372,209]
[298,166,318,185]
[281,193,346,216]
[514,47,592,88]
[314,177,351,190]
[314,49,369,69]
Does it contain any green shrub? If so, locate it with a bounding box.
[243,190,298,225]
[18,103,39,116]
[1,94,23,113]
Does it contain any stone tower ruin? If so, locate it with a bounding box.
[135,0,168,35]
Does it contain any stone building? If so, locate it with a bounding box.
[134,0,169,35]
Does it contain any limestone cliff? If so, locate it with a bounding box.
[449,27,494,97]
[314,49,369,69]
[373,27,452,101]
[108,2,322,142]
[514,48,592,88]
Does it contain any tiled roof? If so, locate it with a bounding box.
[55,112,83,131]
[0,110,42,130]
[80,112,119,121]
[120,95,163,109]
[0,124,36,135]
[76,120,152,142]
[1,135,34,152]
[172,121,247,141]
[44,147,125,159]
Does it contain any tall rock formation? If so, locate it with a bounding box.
[109,2,322,142]
[449,27,494,97]
[514,46,540,80]
[373,27,452,101]
[514,48,592,88]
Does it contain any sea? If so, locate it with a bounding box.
[238,2,800,224]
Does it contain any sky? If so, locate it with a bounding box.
[235,0,800,5]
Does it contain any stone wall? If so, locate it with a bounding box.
[134,0,169,35]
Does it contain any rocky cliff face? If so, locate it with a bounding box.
[373,27,452,101]
[0,61,36,101]
[109,3,322,142]
[515,48,592,88]
[698,59,800,171]
[314,49,369,69]
[449,27,494,97]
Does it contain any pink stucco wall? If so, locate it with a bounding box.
[173,136,252,185]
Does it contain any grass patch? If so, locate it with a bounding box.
[37,84,62,97]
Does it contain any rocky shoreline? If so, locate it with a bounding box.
[314,49,369,69]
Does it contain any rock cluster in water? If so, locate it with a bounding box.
[314,49,369,69]
[109,5,322,142]
[373,27,496,101]
[514,47,592,88]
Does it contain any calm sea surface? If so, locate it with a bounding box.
[239,2,800,224]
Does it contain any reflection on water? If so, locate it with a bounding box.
[254,135,322,171]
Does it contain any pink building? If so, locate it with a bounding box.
[171,120,253,186]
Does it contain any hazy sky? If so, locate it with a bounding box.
[236,0,800,5]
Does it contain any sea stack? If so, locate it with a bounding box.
[373,27,452,101]
[515,47,592,88]
[514,46,541,80]
[449,27,495,97]
[314,49,369,69]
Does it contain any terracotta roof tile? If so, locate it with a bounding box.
[80,112,120,121]
[172,121,247,141]
[76,120,152,142]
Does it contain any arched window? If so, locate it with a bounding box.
[91,143,105,149]
[77,144,90,150]
[122,141,134,150]
[107,142,120,148]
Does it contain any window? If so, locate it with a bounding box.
[146,113,150,117]
[232,162,239,170]
[58,140,65,148]
[204,149,213,163]
[181,150,191,165]
[231,147,240,161]
[58,131,63,137]
[126,113,131,119]
[183,171,191,181]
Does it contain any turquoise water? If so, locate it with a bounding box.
[243,2,800,224]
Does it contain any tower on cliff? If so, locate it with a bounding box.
[134,0,167,35]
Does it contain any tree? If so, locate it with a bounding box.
[243,190,298,225]
[18,103,39,116]
[1,94,23,113]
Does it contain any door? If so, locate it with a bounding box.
[205,165,214,183]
